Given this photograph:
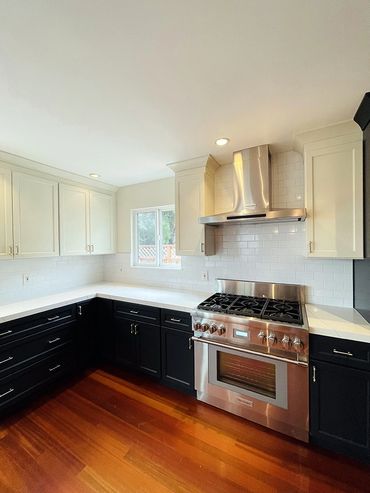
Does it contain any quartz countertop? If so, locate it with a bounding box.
[0,282,212,324]
[305,304,370,343]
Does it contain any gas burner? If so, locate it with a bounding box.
[197,293,239,313]
[262,299,302,325]
[227,295,267,317]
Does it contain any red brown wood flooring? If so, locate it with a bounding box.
[0,368,368,493]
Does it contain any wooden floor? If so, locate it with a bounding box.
[0,368,368,493]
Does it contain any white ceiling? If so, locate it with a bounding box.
[0,0,369,186]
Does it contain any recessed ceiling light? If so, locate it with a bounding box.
[89,173,101,178]
[215,137,230,146]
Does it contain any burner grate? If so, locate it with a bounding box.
[262,299,303,325]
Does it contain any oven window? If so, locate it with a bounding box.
[217,351,276,399]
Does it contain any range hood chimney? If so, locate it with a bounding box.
[199,144,306,225]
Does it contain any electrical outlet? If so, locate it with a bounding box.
[119,265,124,272]
[23,274,31,285]
[201,271,209,281]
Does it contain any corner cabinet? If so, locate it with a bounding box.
[168,155,219,256]
[302,125,363,259]
[60,184,115,255]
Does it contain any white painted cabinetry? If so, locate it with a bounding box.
[12,171,59,258]
[0,165,13,260]
[302,124,363,259]
[59,184,115,255]
[168,155,219,256]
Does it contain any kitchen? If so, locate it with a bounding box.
[0,1,369,492]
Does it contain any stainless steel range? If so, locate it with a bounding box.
[192,279,309,442]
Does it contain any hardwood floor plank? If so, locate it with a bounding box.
[0,369,369,493]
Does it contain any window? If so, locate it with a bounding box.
[131,206,181,268]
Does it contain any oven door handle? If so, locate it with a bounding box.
[192,337,308,367]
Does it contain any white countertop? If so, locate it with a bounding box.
[306,304,370,343]
[0,282,212,324]
[1,283,370,344]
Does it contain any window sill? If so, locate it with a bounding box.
[130,264,182,271]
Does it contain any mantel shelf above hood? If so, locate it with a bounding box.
[199,144,306,226]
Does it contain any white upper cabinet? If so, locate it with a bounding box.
[168,155,219,256]
[0,165,13,260]
[59,184,90,256]
[301,123,363,259]
[12,171,59,258]
[89,191,115,254]
[59,184,115,255]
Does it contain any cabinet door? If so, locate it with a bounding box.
[0,165,13,260]
[115,316,137,368]
[89,191,115,255]
[13,172,59,257]
[136,322,161,377]
[305,137,363,258]
[76,300,97,369]
[310,360,370,462]
[161,326,194,393]
[59,184,90,256]
[175,171,205,256]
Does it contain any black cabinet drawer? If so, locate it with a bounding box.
[0,323,75,377]
[113,301,160,325]
[161,309,192,332]
[0,305,76,346]
[310,335,370,371]
[0,347,74,410]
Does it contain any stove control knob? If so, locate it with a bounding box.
[257,331,266,341]
[209,324,218,334]
[268,333,277,344]
[194,322,202,331]
[216,325,226,336]
[201,323,210,333]
[292,337,303,352]
[281,335,291,348]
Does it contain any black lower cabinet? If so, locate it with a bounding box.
[161,326,194,394]
[96,299,115,363]
[310,335,370,463]
[76,299,98,369]
[115,315,161,377]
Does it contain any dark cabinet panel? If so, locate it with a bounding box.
[161,309,192,332]
[96,299,115,363]
[136,323,161,376]
[310,359,370,462]
[161,326,194,394]
[76,299,98,369]
[310,334,370,371]
[113,301,160,325]
[115,316,137,368]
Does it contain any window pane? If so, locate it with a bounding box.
[160,209,181,266]
[136,211,157,266]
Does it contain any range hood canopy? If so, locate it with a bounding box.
[199,144,306,226]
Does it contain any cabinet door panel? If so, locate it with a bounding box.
[161,326,194,392]
[13,172,59,257]
[115,316,137,367]
[136,322,161,376]
[90,191,115,254]
[60,184,90,256]
[0,165,13,260]
[310,360,370,461]
[305,138,363,258]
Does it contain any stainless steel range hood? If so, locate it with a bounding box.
[199,144,306,225]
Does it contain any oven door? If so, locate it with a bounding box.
[194,339,309,442]
[208,343,288,409]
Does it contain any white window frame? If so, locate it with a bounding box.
[131,205,181,269]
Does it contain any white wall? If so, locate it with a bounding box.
[0,255,104,304]
[105,151,353,307]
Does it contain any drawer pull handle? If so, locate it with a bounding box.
[134,324,139,336]
[47,316,60,322]
[48,337,61,344]
[312,365,317,383]
[170,318,181,323]
[77,305,82,316]
[0,356,13,365]
[49,364,61,372]
[188,337,192,350]
[333,349,353,357]
[0,330,12,337]
[0,388,14,399]
[130,323,135,335]
[130,310,139,314]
